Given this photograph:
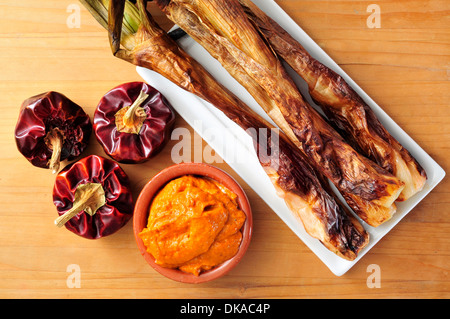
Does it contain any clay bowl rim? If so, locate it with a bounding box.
[133,162,253,284]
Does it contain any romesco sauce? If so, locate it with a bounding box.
[139,175,246,276]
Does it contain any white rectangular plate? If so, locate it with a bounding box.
[137,0,445,276]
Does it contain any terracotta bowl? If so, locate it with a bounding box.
[133,162,253,283]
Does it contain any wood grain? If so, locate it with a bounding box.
[0,0,448,299]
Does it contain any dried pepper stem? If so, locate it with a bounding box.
[54,183,106,227]
[115,90,149,134]
[44,128,64,174]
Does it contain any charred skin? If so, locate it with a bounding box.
[156,0,404,226]
[238,0,426,201]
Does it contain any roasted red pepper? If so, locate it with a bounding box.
[93,82,176,163]
[53,155,133,239]
[14,91,92,173]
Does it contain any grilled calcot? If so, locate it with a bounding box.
[80,0,369,259]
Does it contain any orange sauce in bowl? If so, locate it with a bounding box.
[138,175,246,276]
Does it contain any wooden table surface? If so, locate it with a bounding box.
[0,0,448,299]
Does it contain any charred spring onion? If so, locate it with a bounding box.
[80,0,369,259]
[237,0,426,202]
